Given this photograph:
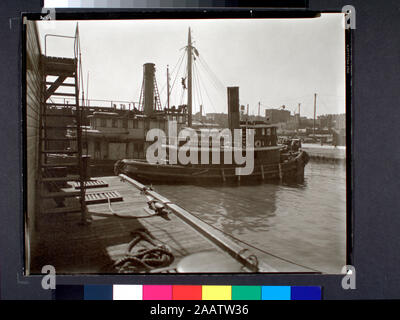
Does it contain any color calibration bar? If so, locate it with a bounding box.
[43,0,245,8]
[55,285,321,300]
[43,0,305,8]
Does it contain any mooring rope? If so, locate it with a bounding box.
[107,197,164,219]
[113,231,174,273]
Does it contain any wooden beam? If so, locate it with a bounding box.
[45,75,67,100]
[119,173,276,272]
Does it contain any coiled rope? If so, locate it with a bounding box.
[114,231,174,273]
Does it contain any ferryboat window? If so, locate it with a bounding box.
[95,141,101,159]
[123,119,128,128]
[101,118,106,127]
[134,143,144,158]
[112,119,118,128]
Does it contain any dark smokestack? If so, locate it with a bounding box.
[143,63,155,117]
[227,87,240,131]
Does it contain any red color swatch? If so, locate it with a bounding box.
[172,285,202,300]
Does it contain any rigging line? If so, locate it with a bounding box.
[158,51,186,101]
[170,49,187,91]
[170,49,187,77]
[197,55,223,87]
[191,66,198,114]
[179,48,188,107]
[191,61,198,113]
[171,51,187,105]
[194,64,219,101]
[193,61,205,113]
[193,65,201,113]
[178,53,188,106]
[193,63,203,114]
[182,208,321,273]
[179,86,185,106]
[169,49,187,102]
[197,58,224,94]
[197,58,226,101]
[196,62,218,114]
[198,55,226,91]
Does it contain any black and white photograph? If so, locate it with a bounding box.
[25,14,347,275]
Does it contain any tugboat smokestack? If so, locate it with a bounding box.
[227,86,240,131]
[143,63,155,116]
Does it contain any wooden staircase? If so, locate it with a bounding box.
[38,54,88,222]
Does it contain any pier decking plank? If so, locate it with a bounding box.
[30,175,314,274]
[30,176,230,274]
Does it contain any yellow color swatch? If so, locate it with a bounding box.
[202,286,232,300]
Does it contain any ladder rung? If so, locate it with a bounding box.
[44,71,76,77]
[41,137,77,141]
[50,92,77,97]
[46,82,76,87]
[45,103,78,107]
[42,113,76,117]
[41,162,78,167]
[41,126,74,130]
[42,206,82,214]
[42,191,82,198]
[42,175,80,182]
[42,150,78,154]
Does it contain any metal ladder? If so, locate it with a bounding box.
[153,77,162,111]
[38,27,88,223]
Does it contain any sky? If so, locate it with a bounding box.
[37,14,346,118]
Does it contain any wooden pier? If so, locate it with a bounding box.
[30,175,313,274]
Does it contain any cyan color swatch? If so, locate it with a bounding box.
[261,286,291,300]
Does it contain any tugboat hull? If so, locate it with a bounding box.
[115,151,309,184]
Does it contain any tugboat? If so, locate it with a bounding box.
[114,120,309,184]
[114,28,309,184]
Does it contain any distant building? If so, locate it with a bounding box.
[265,109,291,124]
[205,113,228,128]
[334,114,346,130]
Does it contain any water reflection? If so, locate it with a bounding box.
[152,161,346,273]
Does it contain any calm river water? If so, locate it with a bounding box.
[153,161,347,274]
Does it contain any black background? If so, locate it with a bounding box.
[0,0,399,300]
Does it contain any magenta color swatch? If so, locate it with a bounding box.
[142,285,172,300]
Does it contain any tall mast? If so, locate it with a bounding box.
[167,65,170,110]
[187,27,193,127]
